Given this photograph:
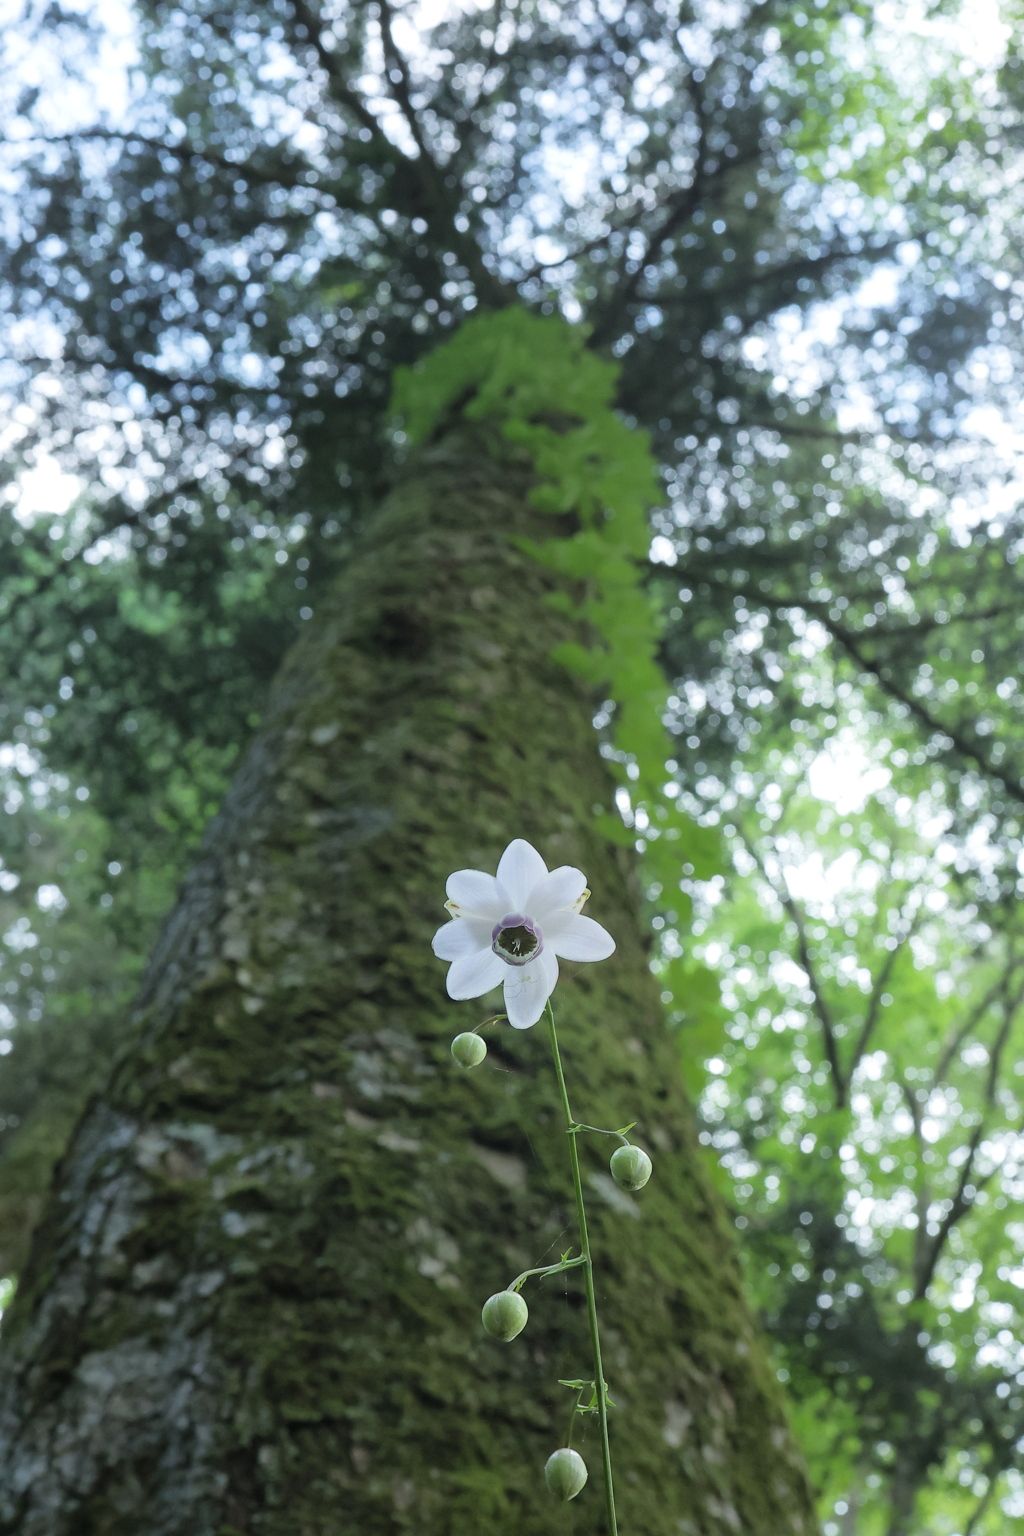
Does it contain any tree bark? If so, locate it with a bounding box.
[0,425,816,1536]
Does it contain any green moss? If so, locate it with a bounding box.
[0,410,815,1533]
[392,307,720,886]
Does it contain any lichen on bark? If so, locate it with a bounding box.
[0,397,815,1533]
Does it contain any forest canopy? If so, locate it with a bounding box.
[3,0,1024,1531]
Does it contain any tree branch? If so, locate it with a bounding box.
[587,72,712,346]
[934,967,1018,1086]
[287,0,511,305]
[823,619,1024,809]
[964,1474,999,1536]
[912,1120,986,1300]
[898,1072,932,1284]
[370,0,511,307]
[661,571,1018,644]
[741,833,847,1107]
[848,914,915,1076]
[290,0,395,144]
[0,129,319,193]
[673,573,1024,807]
[913,976,1024,1299]
[376,0,438,169]
[671,239,904,313]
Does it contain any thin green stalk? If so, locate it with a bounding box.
[566,1385,585,1450]
[509,1254,587,1291]
[547,1001,618,1536]
[571,1121,633,1146]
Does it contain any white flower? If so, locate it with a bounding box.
[431,838,615,1029]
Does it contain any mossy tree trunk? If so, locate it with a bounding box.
[0,425,816,1536]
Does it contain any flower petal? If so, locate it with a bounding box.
[445,869,507,921]
[496,839,548,911]
[432,917,492,962]
[540,907,576,941]
[503,955,555,1029]
[549,915,615,963]
[446,947,506,1000]
[527,865,588,923]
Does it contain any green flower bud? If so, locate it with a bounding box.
[481,1289,528,1342]
[609,1143,652,1191]
[545,1447,588,1501]
[451,1032,487,1068]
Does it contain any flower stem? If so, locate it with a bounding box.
[570,1121,633,1146]
[566,1384,585,1449]
[509,1253,587,1291]
[546,1001,618,1536]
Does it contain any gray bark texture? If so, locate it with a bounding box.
[0,426,817,1536]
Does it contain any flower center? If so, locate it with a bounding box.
[491,913,543,967]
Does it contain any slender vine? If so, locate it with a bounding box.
[456,998,651,1526]
[546,999,618,1535]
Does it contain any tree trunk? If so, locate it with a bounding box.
[0,423,816,1536]
[884,1451,924,1536]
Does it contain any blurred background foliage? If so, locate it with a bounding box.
[2,0,1024,1530]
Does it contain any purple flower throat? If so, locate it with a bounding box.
[491,913,543,967]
